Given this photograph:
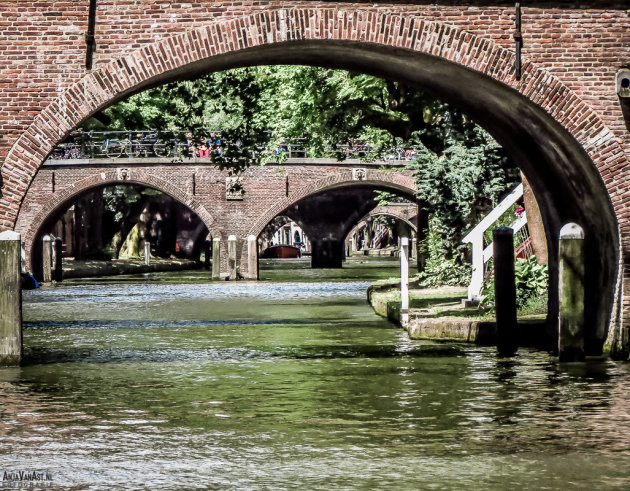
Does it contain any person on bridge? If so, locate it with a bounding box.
[184,132,197,158]
[197,140,210,158]
[210,133,222,155]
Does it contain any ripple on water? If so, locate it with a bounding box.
[6,280,630,489]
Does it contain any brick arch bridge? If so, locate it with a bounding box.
[0,3,628,356]
[347,204,419,239]
[345,203,419,253]
[18,157,417,272]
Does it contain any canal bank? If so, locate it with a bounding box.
[367,279,550,349]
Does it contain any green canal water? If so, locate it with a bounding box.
[2,258,630,489]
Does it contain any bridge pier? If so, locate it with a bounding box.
[311,238,343,268]
[212,237,221,279]
[0,231,23,366]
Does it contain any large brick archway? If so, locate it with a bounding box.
[1,9,625,228]
[0,6,627,355]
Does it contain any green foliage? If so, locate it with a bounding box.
[84,66,516,173]
[412,126,520,257]
[373,190,406,207]
[480,255,549,313]
[482,203,520,246]
[84,66,519,252]
[417,221,471,287]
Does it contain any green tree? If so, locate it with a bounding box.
[84,65,520,258]
[412,126,519,257]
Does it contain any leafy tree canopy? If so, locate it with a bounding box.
[84,65,520,257]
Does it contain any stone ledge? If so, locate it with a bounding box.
[406,316,551,349]
[407,318,497,345]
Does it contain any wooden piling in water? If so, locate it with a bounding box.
[54,237,63,282]
[42,235,53,283]
[143,241,150,266]
[212,237,221,279]
[0,231,22,366]
[204,240,211,271]
[247,235,258,280]
[228,235,237,280]
[558,223,585,362]
[400,237,409,327]
[493,227,518,357]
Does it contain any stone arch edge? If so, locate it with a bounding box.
[0,7,626,232]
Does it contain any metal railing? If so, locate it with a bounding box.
[46,130,419,162]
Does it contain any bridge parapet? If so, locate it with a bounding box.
[42,157,411,169]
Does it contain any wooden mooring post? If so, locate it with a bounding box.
[212,237,221,279]
[228,235,237,280]
[247,235,258,280]
[0,231,22,366]
[42,234,53,283]
[54,237,63,282]
[558,223,585,362]
[204,239,211,271]
[493,227,518,357]
[400,237,409,327]
[143,241,150,266]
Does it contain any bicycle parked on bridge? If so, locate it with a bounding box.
[126,131,172,158]
[49,130,87,159]
[50,142,85,160]
[85,130,172,158]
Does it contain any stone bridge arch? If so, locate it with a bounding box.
[15,169,218,270]
[243,171,417,269]
[0,7,625,355]
[247,172,418,240]
[345,204,419,248]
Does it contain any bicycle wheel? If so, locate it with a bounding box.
[128,140,143,158]
[50,146,64,160]
[106,139,124,158]
[153,140,170,157]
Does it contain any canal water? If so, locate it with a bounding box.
[2,258,630,489]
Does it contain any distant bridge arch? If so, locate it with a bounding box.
[247,173,418,242]
[16,168,218,269]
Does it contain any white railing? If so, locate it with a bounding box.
[371,227,388,248]
[461,183,526,301]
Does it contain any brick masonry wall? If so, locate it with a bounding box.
[0,1,629,352]
[15,160,416,269]
[0,3,628,207]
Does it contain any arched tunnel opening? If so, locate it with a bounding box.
[16,39,620,354]
[30,184,209,281]
[261,184,418,269]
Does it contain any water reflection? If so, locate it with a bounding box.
[1,276,629,489]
